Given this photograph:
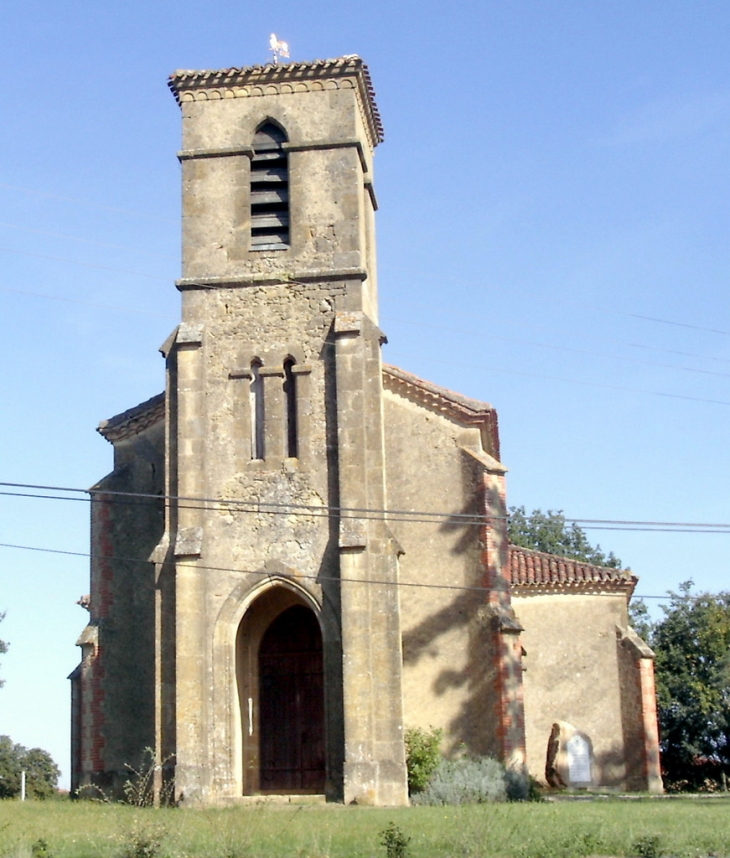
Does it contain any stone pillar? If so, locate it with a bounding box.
[481,468,526,769]
[334,309,408,806]
[639,655,663,793]
[170,324,209,803]
[259,365,286,463]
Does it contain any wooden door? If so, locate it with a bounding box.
[259,605,325,792]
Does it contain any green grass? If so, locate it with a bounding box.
[1,796,730,858]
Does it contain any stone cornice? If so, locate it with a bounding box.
[175,269,367,291]
[383,363,499,450]
[168,56,384,150]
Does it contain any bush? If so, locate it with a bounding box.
[412,756,509,805]
[404,727,443,794]
[379,822,411,858]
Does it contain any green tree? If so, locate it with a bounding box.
[0,736,60,799]
[507,507,622,568]
[649,582,730,791]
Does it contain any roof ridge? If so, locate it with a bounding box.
[383,363,493,417]
[508,543,637,593]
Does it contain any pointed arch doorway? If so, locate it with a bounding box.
[237,590,326,795]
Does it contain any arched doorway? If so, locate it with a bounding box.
[235,589,327,795]
[259,605,325,792]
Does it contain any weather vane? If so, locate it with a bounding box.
[269,33,290,65]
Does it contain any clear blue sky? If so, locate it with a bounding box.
[1,1,729,789]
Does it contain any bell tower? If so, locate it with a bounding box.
[158,58,408,804]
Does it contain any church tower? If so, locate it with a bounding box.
[154,57,408,804]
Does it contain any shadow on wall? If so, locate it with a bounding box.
[400,453,507,759]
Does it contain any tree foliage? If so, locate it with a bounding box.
[0,736,60,799]
[646,582,730,791]
[507,507,622,568]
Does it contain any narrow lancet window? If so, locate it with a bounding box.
[250,360,265,460]
[250,122,289,250]
[283,359,298,458]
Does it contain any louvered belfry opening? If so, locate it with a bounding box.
[250,122,289,250]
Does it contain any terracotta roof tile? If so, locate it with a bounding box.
[168,56,384,145]
[98,392,165,444]
[383,364,500,459]
[508,544,637,595]
[383,363,492,414]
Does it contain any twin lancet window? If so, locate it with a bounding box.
[249,359,298,461]
[250,122,289,250]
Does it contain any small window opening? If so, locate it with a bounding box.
[284,359,298,458]
[250,360,265,460]
[251,122,289,250]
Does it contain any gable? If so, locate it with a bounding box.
[382,364,501,460]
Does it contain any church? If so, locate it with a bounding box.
[70,56,662,804]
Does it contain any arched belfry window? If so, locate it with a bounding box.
[250,122,289,250]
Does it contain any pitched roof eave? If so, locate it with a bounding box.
[508,544,637,597]
[382,363,501,460]
[98,392,165,444]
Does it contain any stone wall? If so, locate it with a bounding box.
[513,591,632,788]
[383,382,509,760]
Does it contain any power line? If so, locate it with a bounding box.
[386,351,730,407]
[1,250,728,389]
[0,182,177,224]
[3,267,729,406]
[0,483,498,527]
[0,246,171,281]
[385,316,730,379]
[0,238,726,373]
[0,540,676,601]
[0,287,177,318]
[0,220,176,260]
[383,308,730,366]
[381,264,730,338]
[3,481,730,534]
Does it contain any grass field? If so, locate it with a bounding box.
[2,796,730,858]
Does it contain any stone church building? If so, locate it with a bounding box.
[70,57,662,804]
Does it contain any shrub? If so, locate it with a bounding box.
[119,822,166,858]
[632,835,663,858]
[412,756,509,805]
[404,727,443,794]
[379,822,411,858]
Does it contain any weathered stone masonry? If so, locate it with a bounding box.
[71,56,662,803]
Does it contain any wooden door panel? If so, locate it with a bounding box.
[259,606,325,792]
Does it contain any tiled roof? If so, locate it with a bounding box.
[508,545,637,595]
[98,392,165,444]
[168,56,384,145]
[383,364,500,459]
[383,364,494,420]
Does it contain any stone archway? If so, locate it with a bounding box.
[235,587,325,794]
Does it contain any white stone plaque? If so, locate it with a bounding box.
[566,733,592,785]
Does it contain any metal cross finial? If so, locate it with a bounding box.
[269,33,290,65]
